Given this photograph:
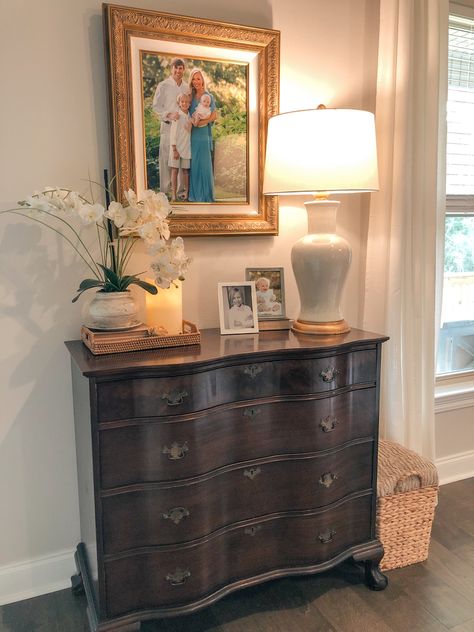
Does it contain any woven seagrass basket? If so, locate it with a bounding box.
[376,440,439,571]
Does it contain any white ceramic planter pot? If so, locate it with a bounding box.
[82,291,139,330]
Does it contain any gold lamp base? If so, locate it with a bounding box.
[292,319,351,335]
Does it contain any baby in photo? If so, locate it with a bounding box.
[256,276,281,314]
[192,93,212,125]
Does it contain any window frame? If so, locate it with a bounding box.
[436,2,474,400]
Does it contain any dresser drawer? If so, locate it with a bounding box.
[96,350,377,422]
[101,441,373,553]
[99,387,377,487]
[104,494,372,617]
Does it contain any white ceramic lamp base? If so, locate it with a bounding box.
[291,199,351,335]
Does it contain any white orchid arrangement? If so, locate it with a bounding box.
[2,185,190,302]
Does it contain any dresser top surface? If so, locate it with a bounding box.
[66,327,388,378]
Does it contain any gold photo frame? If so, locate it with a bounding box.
[104,4,280,236]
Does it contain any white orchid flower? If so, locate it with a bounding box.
[143,190,171,219]
[146,237,167,256]
[4,183,189,302]
[23,195,54,213]
[105,201,127,228]
[43,187,68,212]
[78,203,105,225]
[137,220,160,244]
[64,191,83,215]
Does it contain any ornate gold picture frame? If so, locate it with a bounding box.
[104,4,280,236]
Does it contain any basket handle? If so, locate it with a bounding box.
[394,470,423,493]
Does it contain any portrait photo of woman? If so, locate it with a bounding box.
[188,68,217,202]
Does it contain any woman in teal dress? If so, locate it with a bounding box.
[188,69,217,203]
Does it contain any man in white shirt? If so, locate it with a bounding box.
[152,58,190,196]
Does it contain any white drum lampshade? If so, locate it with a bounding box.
[263,107,379,335]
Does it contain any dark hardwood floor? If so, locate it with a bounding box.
[1,477,473,632]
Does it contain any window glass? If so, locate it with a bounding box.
[438,14,474,376]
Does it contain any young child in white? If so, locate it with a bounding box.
[228,288,254,329]
[256,277,281,315]
[191,93,212,126]
[169,93,192,201]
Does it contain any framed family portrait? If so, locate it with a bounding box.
[218,282,259,334]
[246,267,286,319]
[104,4,280,236]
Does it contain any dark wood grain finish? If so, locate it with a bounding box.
[67,327,388,631]
[66,328,389,378]
[96,350,377,422]
[101,442,373,552]
[104,495,373,618]
[99,388,377,487]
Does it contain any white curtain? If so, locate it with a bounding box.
[363,0,448,458]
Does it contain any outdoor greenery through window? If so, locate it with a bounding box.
[438,11,474,376]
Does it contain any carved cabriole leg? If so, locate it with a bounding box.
[352,540,388,591]
[364,559,388,591]
[70,572,85,595]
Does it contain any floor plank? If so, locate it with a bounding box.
[0,477,473,632]
[450,619,474,632]
[390,561,474,629]
[309,587,395,632]
[352,578,448,631]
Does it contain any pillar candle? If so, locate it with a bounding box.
[145,280,183,335]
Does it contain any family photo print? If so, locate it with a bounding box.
[142,54,248,206]
[104,4,280,235]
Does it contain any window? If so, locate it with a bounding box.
[437,9,474,376]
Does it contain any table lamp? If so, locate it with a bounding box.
[263,106,379,334]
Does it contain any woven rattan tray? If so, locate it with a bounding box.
[81,320,200,355]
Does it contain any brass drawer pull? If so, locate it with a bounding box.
[161,507,190,525]
[162,389,188,406]
[319,367,340,383]
[244,365,263,379]
[319,472,338,488]
[243,407,261,419]
[165,568,191,586]
[244,467,261,480]
[319,416,339,433]
[162,442,189,460]
[318,529,336,544]
[245,525,262,536]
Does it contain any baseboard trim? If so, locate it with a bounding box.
[0,548,75,606]
[436,449,474,485]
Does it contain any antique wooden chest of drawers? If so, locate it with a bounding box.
[66,327,388,631]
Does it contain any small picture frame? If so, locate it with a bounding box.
[245,267,286,320]
[218,282,259,334]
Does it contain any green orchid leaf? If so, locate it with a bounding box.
[102,282,120,293]
[72,279,103,303]
[98,264,121,290]
[115,275,133,291]
[72,278,105,302]
[77,278,105,291]
[130,279,158,294]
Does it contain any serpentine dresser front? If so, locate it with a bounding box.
[66,327,389,632]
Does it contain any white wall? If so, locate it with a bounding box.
[0,0,378,603]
